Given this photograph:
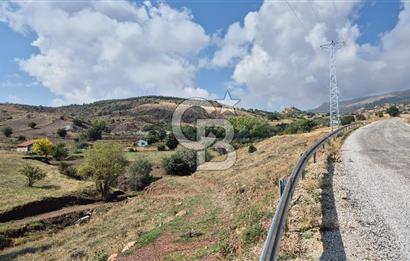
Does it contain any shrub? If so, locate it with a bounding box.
[19,165,46,187]
[86,121,107,141]
[285,119,316,134]
[64,166,81,180]
[17,135,26,141]
[229,116,274,141]
[165,133,178,150]
[79,142,128,200]
[341,115,355,125]
[386,106,400,117]
[28,122,37,129]
[73,118,83,127]
[57,128,67,138]
[157,143,166,151]
[52,143,69,161]
[248,144,257,153]
[355,114,366,121]
[2,126,12,137]
[128,160,153,191]
[146,130,160,144]
[181,125,197,141]
[33,138,53,159]
[157,129,167,141]
[376,111,384,118]
[162,149,197,176]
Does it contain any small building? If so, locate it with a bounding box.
[135,139,148,147]
[16,140,34,153]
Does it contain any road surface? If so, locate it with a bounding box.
[336,118,410,260]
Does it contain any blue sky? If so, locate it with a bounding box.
[0,0,405,109]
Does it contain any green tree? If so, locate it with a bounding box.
[146,130,160,144]
[157,129,167,141]
[2,126,12,137]
[33,138,53,159]
[165,133,178,150]
[52,143,69,161]
[386,106,400,117]
[79,142,127,200]
[128,160,153,191]
[355,114,366,121]
[162,149,197,176]
[157,143,166,151]
[341,115,355,125]
[56,128,67,138]
[28,122,37,129]
[19,165,46,187]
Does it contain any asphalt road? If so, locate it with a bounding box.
[339,118,410,260]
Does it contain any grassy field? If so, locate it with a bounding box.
[0,152,93,214]
[0,130,328,260]
[125,150,175,163]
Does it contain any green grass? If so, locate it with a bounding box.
[125,150,175,164]
[0,152,93,213]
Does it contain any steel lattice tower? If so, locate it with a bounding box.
[321,40,344,131]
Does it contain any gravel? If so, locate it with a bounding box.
[333,118,410,260]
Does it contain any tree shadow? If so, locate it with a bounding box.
[33,184,61,190]
[319,156,347,261]
[0,244,52,261]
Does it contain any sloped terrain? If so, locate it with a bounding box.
[0,130,326,260]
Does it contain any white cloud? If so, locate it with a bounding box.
[214,0,410,110]
[0,0,211,104]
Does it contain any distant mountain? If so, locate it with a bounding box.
[311,89,410,113]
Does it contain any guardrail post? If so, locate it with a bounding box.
[322,143,325,150]
[279,178,286,196]
[313,152,317,163]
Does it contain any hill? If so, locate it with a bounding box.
[311,89,410,114]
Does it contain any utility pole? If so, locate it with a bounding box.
[321,40,344,131]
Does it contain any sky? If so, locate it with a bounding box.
[0,0,406,111]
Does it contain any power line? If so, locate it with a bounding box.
[308,0,321,24]
[284,0,309,33]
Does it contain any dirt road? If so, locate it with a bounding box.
[334,118,410,260]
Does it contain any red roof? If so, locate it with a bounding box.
[17,140,34,147]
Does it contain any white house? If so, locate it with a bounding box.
[135,139,148,147]
[16,140,34,153]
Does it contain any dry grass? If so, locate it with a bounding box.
[0,152,93,213]
[278,132,349,260]
[0,131,326,260]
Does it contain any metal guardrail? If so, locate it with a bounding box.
[259,123,361,261]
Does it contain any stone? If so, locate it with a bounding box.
[175,210,187,217]
[121,241,136,253]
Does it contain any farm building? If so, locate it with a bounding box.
[16,140,34,152]
[135,139,148,147]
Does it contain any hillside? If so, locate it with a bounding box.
[0,96,259,138]
[311,89,410,113]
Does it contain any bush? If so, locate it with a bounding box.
[376,111,384,118]
[17,135,26,141]
[157,129,167,141]
[248,144,257,153]
[86,121,108,141]
[57,128,67,138]
[162,149,197,176]
[355,114,366,121]
[242,224,265,247]
[2,126,12,137]
[28,122,37,129]
[79,142,128,200]
[157,144,166,151]
[73,118,83,127]
[341,115,355,125]
[229,116,274,141]
[146,130,160,144]
[52,143,69,161]
[386,106,400,117]
[128,160,153,191]
[165,133,178,150]
[19,165,46,187]
[285,119,316,134]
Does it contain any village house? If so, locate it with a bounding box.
[16,140,34,153]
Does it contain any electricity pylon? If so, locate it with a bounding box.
[321,40,344,131]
